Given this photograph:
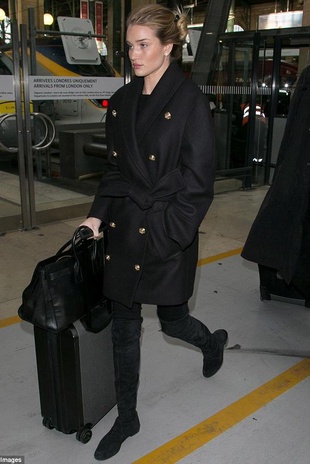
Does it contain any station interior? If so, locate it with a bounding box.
[0,1,310,463]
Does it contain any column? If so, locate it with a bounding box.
[9,0,44,29]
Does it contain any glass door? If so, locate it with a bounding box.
[0,22,24,232]
[0,4,125,232]
[203,29,309,188]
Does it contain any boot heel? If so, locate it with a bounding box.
[94,416,140,461]
[203,329,228,378]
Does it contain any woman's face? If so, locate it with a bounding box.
[126,24,172,80]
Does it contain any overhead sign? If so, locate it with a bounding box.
[258,11,303,29]
[58,16,100,65]
[80,0,89,19]
[95,1,103,37]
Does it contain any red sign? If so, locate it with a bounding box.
[80,0,89,19]
[95,1,103,38]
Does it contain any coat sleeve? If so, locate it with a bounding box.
[148,93,215,259]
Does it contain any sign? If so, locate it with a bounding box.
[258,11,303,30]
[80,0,89,19]
[58,16,100,65]
[29,76,123,100]
[95,1,103,37]
[0,76,14,100]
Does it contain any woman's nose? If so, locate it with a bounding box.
[130,47,138,60]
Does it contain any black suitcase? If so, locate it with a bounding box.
[34,318,116,443]
[259,264,310,308]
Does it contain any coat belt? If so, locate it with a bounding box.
[99,169,186,210]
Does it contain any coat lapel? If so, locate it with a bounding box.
[119,63,186,185]
[120,76,152,185]
[135,62,186,141]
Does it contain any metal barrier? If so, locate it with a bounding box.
[0,111,56,178]
[0,114,19,154]
[30,112,56,179]
[0,112,55,152]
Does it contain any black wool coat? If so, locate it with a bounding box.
[242,65,310,282]
[88,62,215,307]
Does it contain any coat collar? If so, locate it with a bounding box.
[119,63,186,185]
[123,62,186,141]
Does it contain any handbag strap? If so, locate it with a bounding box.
[55,226,97,258]
[72,226,97,276]
[71,225,107,283]
[54,226,98,284]
[75,226,108,329]
[56,238,73,255]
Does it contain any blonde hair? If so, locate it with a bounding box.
[126,4,188,61]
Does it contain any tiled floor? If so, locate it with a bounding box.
[0,176,309,464]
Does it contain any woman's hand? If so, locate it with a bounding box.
[79,217,102,239]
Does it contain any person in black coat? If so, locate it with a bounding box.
[81,4,228,460]
[241,65,310,292]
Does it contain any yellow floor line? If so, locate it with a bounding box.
[198,247,243,267]
[133,359,310,464]
[1,247,309,464]
[0,315,21,328]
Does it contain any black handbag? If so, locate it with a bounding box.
[18,226,112,333]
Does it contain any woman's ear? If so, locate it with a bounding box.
[164,43,173,56]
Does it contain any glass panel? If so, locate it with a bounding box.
[0,43,22,231]
[211,40,257,174]
[0,5,125,232]
[31,5,124,221]
[205,33,304,187]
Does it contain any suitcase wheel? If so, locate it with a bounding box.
[76,425,92,444]
[42,417,54,430]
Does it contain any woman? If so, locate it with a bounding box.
[81,4,228,461]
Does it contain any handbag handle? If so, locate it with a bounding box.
[73,225,110,332]
[53,226,98,284]
[72,225,107,282]
[72,226,96,282]
[55,225,106,283]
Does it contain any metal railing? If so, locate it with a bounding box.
[0,112,55,154]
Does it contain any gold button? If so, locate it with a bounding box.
[112,110,117,117]
[148,154,156,161]
[105,255,111,261]
[109,222,116,228]
[134,264,141,271]
[165,112,171,120]
[139,228,146,235]
[112,151,118,158]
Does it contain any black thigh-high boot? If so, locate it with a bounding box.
[158,304,228,378]
[94,312,142,461]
